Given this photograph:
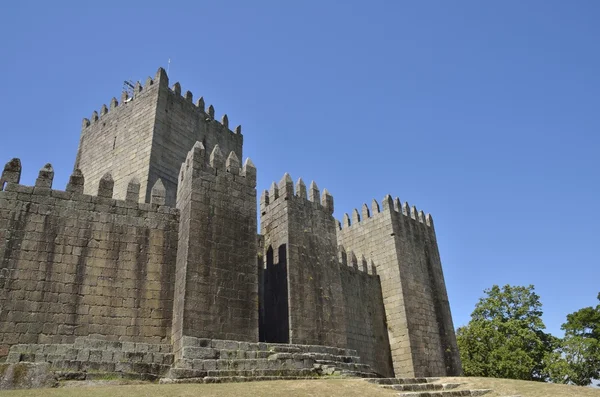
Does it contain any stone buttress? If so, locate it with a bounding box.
[172,142,257,360]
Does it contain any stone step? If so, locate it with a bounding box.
[11,339,358,357]
[313,363,378,378]
[337,370,379,378]
[65,371,161,382]
[203,349,359,363]
[12,350,174,366]
[313,359,371,371]
[178,338,358,356]
[177,346,360,362]
[9,347,174,366]
[265,343,358,357]
[159,375,320,384]
[168,367,317,379]
[48,360,171,375]
[367,378,440,385]
[383,383,462,392]
[268,345,303,353]
[10,339,172,355]
[174,357,312,371]
[73,338,172,353]
[301,352,361,363]
[396,390,492,397]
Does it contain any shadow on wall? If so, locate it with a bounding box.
[259,244,289,343]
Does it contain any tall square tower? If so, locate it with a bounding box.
[74,68,243,206]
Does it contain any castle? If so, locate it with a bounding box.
[0,67,461,383]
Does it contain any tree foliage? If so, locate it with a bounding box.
[457,285,557,381]
[545,293,600,386]
[562,293,600,340]
[458,286,600,386]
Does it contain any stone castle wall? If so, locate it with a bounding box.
[337,196,461,377]
[339,259,394,378]
[0,67,463,380]
[260,175,347,348]
[0,161,178,358]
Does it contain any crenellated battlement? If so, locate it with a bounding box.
[337,245,377,276]
[338,194,434,230]
[81,71,154,129]
[75,66,245,207]
[260,174,334,215]
[177,142,256,189]
[163,79,242,138]
[0,158,21,189]
[81,67,242,140]
[0,158,178,216]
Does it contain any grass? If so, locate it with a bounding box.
[0,379,397,397]
[0,377,599,397]
[443,376,600,397]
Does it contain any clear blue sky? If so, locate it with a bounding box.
[1,1,598,337]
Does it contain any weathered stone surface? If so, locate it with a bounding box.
[0,178,179,353]
[0,363,57,390]
[260,174,347,349]
[0,67,461,385]
[1,158,22,190]
[74,68,242,206]
[337,198,462,377]
[66,169,84,194]
[172,143,258,359]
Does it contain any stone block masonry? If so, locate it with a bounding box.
[0,162,179,356]
[172,142,257,359]
[0,67,463,385]
[150,70,243,206]
[75,67,243,207]
[260,175,347,349]
[337,196,461,377]
[339,257,394,378]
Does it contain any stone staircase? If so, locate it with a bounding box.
[162,337,378,383]
[365,378,492,397]
[6,337,174,381]
[5,336,379,384]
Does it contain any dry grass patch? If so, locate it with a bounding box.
[0,378,397,397]
[2,377,600,397]
[442,376,600,397]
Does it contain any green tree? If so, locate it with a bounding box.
[562,293,600,340]
[457,285,557,381]
[545,293,600,386]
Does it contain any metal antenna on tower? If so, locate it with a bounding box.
[167,58,171,75]
[122,80,135,101]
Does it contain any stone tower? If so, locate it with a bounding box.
[74,67,243,207]
[172,142,257,359]
[259,176,347,348]
[337,197,462,378]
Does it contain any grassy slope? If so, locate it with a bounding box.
[0,379,397,397]
[1,377,599,397]
[445,376,600,397]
